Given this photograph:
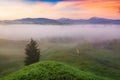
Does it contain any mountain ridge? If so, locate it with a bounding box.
[0,17,120,25]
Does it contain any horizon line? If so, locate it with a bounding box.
[0,17,120,21]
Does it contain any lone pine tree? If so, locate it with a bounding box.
[24,39,40,66]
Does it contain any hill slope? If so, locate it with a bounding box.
[1,61,111,80]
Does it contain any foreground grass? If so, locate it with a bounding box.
[40,41,120,80]
[0,39,120,80]
[1,61,111,80]
[0,40,25,77]
[41,47,120,80]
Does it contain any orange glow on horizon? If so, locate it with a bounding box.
[0,0,120,20]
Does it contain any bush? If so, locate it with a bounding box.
[2,61,112,80]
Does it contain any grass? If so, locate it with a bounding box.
[0,39,120,80]
[0,40,25,77]
[1,61,111,80]
[41,47,120,80]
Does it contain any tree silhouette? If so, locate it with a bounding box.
[24,39,40,66]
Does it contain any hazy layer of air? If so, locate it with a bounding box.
[0,24,120,41]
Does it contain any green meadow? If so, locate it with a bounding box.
[1,61,112,80]
[0,39,120,80]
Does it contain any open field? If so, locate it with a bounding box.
[0,39,120,80]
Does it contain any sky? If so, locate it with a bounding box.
[0,0,120,20]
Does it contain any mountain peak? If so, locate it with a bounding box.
[89,17,106,20]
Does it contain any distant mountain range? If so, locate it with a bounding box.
[0,17,120,25]
[58,17,120,24]
[0,18,62,25]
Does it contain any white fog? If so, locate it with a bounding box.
[0,24,120,41]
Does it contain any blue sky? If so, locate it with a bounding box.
[24,0,65,3]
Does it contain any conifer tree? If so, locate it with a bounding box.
[24,39,40,65]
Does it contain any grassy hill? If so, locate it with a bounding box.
[0,39,120,80]
[39,40,120,80]
[1,61,111,80]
